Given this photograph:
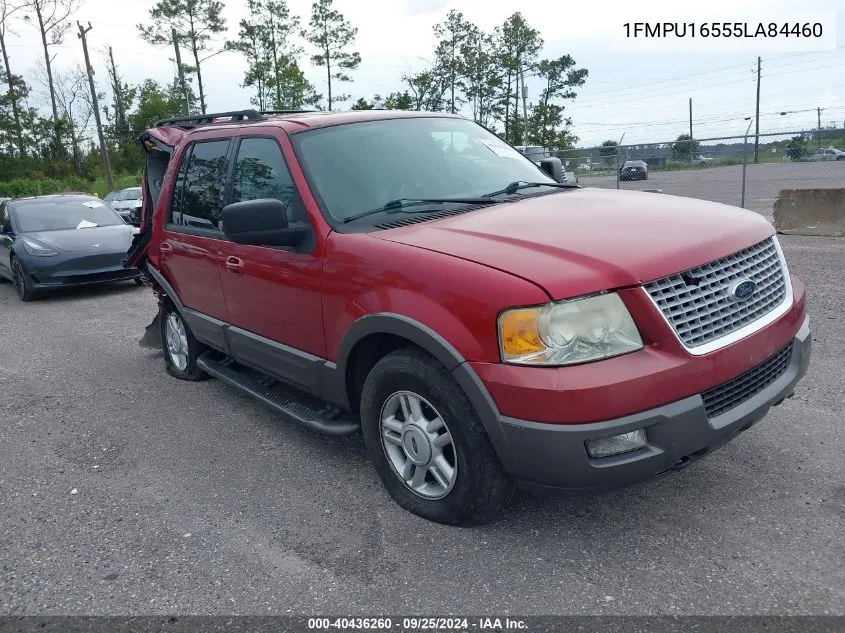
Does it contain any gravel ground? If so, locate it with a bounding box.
[0,234,842,616]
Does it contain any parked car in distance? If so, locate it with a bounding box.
[619,159,648,180]
[111,186,143,225]
[693,155,715,166]
[126,109,811,526]
[0,194,142,301]
[103,190,120,205]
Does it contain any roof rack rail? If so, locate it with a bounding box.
[154,109,265,128]
[259,109,319,115]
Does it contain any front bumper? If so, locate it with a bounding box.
[26,254,140,288]
[493,315,812,495]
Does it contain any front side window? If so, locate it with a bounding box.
[231,137,304,224]
[291,116,556,223]
[169,139,230,232]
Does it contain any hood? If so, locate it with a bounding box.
[374,188,776,300]
[26,224,134,253]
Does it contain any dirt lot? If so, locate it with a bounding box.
[0,235,842,616]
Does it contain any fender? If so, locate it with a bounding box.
[331,313,510,454]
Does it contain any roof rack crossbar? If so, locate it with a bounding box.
[155,109,266,128]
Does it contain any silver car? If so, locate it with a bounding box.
[110,187,142,225]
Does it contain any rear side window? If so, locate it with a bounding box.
[231,137,305,224]
[169,139,230,232]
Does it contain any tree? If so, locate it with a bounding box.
[138,0,227,115]
[272,54,321,109]
[528,55,587,148]
[302,0,360,111]
[459,26,502,127]
[382,91,412,110]
[50,65,92,174]
[403,66,448,111]
[670,134,700,162]
[0,0,26,155]
[599,139,618,165]
[225,0,300,111]
[128,77,195,132]
[432,9,472,114]
[496,13,543,145]
[786,135,808,161]
[350,96,372,110]
[22,0,80,153]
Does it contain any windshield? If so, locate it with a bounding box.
[292,116,558,222]
[116,188,142,201]
[15,197,124,232]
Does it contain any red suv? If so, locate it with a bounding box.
[126,109,811,526]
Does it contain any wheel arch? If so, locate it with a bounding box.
[336,313,509,456]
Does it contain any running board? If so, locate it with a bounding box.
[196,352,360,436]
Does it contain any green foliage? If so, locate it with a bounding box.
[225,0,320,110]
[787,135,808,160]
[670,134,701,161]
[433,10,473,114]
[137,0,228,114]
[382,91,413,110]
[302,0,360,110]
[350,97,372,110]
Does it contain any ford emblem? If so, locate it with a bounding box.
[730,279,757,301]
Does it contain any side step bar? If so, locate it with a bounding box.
[196,352,361,436]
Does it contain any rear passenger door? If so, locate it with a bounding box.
[161,138,231,325]
[217,134,326,388]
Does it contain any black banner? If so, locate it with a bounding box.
[0,617,843,633]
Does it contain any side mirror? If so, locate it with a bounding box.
[539,157,563,182]
[221,198,304,247]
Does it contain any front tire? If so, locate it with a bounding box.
[159,303,208,381]
[10,256,37,302]
[360,347,516,526]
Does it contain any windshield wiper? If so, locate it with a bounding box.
[482,181,581,197]
[342,196,500,224]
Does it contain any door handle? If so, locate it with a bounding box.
[224,256,244,274]
[159,242,173,253]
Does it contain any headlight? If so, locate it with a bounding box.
[498,292,643,366]
[21,237,59,257]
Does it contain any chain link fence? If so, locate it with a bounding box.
[554,129,845,220]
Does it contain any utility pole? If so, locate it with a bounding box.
[172,28,189,115]
[77,21,113,192]
[689,98,693,139]
[754,56,761,163]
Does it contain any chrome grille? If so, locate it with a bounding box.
[701,344,792,418]
[644,238,787,348]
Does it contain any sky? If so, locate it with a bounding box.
[2,0,844,147]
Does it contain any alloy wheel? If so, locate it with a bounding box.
[379,390,457,500]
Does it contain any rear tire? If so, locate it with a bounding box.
[360,347,516,526]
[159,303,208,381]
